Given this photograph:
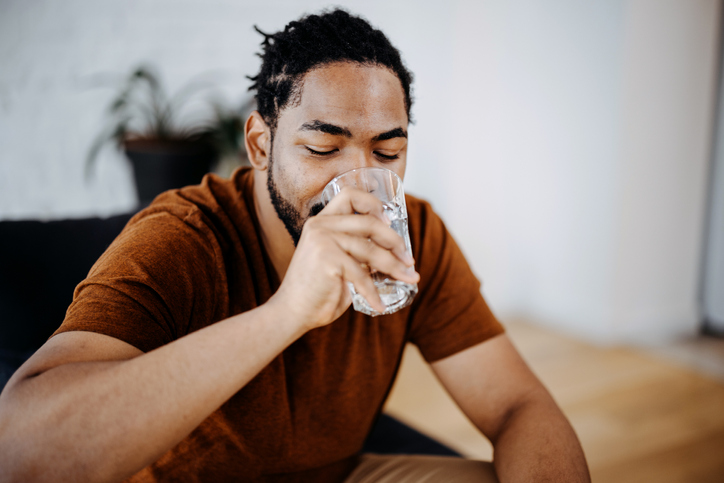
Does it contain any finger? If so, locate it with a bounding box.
[310,214,414,266]
[320,188,389,224]
[339,255,387,314]
[333,232,419,284]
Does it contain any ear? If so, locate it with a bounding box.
[245,111,271,171]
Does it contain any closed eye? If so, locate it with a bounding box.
[305,146,337,156]
[375,152,400,161]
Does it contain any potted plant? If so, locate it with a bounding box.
[87,66,252,205]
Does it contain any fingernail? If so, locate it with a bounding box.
[403,253,414,265]
[405,266,417,277]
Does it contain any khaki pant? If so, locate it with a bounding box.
[344,454,499,483]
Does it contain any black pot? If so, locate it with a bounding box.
[124,139,218,205]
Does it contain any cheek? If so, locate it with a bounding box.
[385,158,407,182]
[273,149,329,208]
[393,159,407,178]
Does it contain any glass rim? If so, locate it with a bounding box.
[326,166,401,185]
[322,166,405,207]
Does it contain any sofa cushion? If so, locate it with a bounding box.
[0,213,133,353]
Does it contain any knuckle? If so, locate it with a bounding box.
[338,187,356,200]
[362,215,378,232]
[305,216,322,230]
[362,239,375,255]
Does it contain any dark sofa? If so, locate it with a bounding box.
[0,212,459,457]
[0,212,135,385]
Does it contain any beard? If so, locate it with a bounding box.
[267,152,325,247]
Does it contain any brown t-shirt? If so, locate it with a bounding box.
[54,167,504,482]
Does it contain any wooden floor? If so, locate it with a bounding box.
[383,320,724,483]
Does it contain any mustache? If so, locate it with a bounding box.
[308,202,325,218]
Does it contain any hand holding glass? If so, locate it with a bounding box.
[322,167,418,316]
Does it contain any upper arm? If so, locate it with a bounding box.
[2,331,143,396]
[430,333,553,442]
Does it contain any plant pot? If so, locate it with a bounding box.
[124,139,218,205]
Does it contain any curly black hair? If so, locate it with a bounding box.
[248,8,414,132]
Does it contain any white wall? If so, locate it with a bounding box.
[704,22,724,332]
[0,0,719,343]
[444,0,720,343]
[446,0,626,340]
[612,0,719,341]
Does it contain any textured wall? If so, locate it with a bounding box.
[0,0,451,220]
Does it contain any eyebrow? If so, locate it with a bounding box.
[372,127,407,142]
[299,120,407,142]
[299,120,352,138]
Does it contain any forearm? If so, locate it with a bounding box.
[492,391,590,483]
[0,299,305,483]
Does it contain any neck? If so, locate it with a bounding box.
[252,168,296,280]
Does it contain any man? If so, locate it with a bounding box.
[0,9,590,483]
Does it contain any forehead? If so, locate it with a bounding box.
[278,62,408,133]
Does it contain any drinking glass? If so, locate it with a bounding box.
[322,167,418,316]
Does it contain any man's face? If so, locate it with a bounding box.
[266,62,409,245]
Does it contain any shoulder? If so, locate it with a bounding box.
[404,192,435,219]
[122,167,255,252]
[134,167,252,227]
[405,193,440,230]
[404,193,449,258]
[91,170,256,287]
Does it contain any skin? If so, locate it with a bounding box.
[0,62,590,482]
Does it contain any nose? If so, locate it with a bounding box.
[342,148,381,173]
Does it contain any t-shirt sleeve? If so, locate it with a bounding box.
[52,209,219,353]
[406,198,504,363]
